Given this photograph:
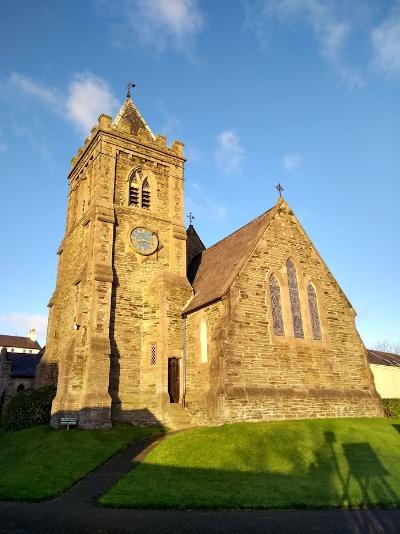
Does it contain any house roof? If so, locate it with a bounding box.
[0,335,41,350]
[7,353,42,378]
[183,202,278,314]
[367,349,400,367]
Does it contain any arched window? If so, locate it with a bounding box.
[287,259,304,338]
[129,173,140,206]
[307,283,322,340]
[269,274,285,336]
[141,177,151,209]
[200,318,208,363]
[129,171,152,209]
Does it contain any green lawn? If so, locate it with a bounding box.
[100,418,400,510]
[0,424,161,501]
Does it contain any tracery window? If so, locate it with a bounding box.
[129,170,152,210]
[287,259,304,338]
[269,274,285,336]
[307,283,322,340]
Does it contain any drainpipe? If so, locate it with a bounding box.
[182,316,187,407]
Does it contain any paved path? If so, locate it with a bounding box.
[0,433,399,534]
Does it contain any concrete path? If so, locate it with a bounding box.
[0,433,399,534]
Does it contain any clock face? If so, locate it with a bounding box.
[130,227,158,255]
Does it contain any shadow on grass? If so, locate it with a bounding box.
[392,424,400,435]
[101,431,400,510]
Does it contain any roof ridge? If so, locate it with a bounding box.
[202,207,274,255]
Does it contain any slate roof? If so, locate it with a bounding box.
[113,98,156,139]
[0,335,41,350]
[183,204,277,314]
[367,349,400,367]
[7,353,42,378]
[186,224,206,272]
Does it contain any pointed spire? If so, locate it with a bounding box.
[113,84,155,140]
[186,220,206,271]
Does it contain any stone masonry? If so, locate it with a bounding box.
[36,95,382,429]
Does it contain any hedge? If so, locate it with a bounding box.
[382,398,400,419]
[2,386,56,430]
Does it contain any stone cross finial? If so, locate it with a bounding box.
[187,212,195,225]
[127,82,136,99]
[276,183,284,197]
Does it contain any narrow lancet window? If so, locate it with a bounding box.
[141,178,151,209]
[269,274,285,336]
[129,174,139,206]
[200,318,208,362]
[287,259,304,338]
[307,283,322,340]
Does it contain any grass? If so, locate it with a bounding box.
[0,423,161,501]
[100,418,400,510]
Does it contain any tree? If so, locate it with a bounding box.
[372,341,400,355]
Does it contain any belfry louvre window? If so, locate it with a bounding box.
[129,171,152,209]
[307,283,322,340]
[149,344,157,365]
[129,174,139,206]
[141,178,151,209]
[269,274,285,336]
[287,259,304,338]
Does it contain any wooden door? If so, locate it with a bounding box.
[168,357,180,403]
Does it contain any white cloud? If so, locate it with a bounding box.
[244,0,364,88]
[215,130,245,174]
[9,72,59,109]
[98,0,204,55]
[66,73,119,132]
[283,153,302,171]
[186,180,227,221]
[371,6,400,77]
[7,72,118,134]
[13,126,52,160]
[0,313,48,343]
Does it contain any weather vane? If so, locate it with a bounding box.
[275,183,284,197]
[187,212,195,225]
[126,81,136,99]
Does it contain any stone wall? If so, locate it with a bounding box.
[38,108,190,429]
[220,201,382,421]
[184,300,226,425]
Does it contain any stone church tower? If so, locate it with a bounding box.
[37,91,382,429]
[36,94,192,428]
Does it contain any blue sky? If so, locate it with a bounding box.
[0,0,399,348]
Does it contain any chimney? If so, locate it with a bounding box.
[29,328,37,342]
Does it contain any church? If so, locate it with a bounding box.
[36,91,382,429]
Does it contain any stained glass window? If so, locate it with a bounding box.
[307,283,322,340]
[269,274,285,336]
[287,259,304,338]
